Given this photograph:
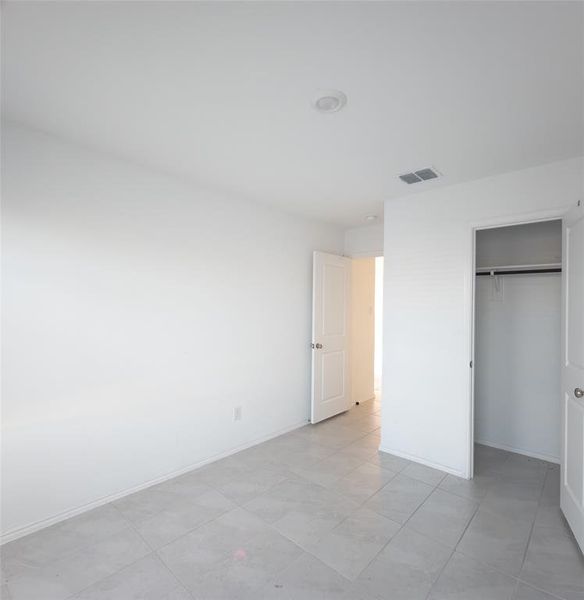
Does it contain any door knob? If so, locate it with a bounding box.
[315,343,323,349]
[575,388,584,399]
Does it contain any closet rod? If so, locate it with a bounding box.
[476,268,561,277]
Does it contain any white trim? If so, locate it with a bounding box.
[468,207,571,231]
[467,224,477,480]
[466,207,570,480]
[345,250,383,259]
[1,420,308,545]
[379,444,465,479]
[476,439,560,465]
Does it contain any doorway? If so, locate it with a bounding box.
[310,251,383,424]
[466,202,584,554]
[472,219,562,470]
[350,256,383,410]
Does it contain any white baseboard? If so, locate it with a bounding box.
[475,439,560,465]
[378,444,466,479]
[1,420,308,545]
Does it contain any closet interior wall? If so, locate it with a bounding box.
[474,220,562,463]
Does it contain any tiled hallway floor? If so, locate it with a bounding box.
[2,398,583,599]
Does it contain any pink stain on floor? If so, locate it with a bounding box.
[233,548,247,561]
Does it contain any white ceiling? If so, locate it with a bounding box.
[3,1,583,227]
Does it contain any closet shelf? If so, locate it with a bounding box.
[476,262,561,276]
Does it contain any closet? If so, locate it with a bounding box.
[474,220,562,463]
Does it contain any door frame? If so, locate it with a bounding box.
[466,206,570,479]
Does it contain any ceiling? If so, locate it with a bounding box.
[3,1,583,227]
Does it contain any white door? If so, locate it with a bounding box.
[561,200,584,552]
[311,251,351,424]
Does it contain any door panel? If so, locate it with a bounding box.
[565,396,584,506]
[323,264,347,336]
[561,202,584,552]
[312,251,351,424]
[322,351,345,401]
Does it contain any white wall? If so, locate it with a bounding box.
[344,223,383,257]
[351,258,375,404]
[475,273,561,462]
[382,157,583,477]
[1,123,344,540]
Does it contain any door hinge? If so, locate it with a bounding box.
[469,360,473,368]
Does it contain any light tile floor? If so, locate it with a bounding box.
[2,398,583,600]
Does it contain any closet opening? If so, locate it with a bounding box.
[472,219,562,476]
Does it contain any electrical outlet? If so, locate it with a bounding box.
[233,406,242,422]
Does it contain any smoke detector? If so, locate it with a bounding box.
[313,90,347,113]
[399,167,440,184]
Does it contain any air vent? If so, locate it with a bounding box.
[399,167,440,184]
[399,173,422,184]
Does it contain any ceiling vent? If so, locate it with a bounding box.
[399,167,440,184]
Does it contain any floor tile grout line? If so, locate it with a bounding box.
[5,517,154,598]
[110,502,155,551]
[242,449,400,562]
[224,423,397,585]
[154,501,310,598]
[516,462,551,578]
[114,482,240,553]
[388,476,440,529]
[452,496,481,545]
[334,516,405,584]
[422,497,489,599]
[409,451,554,597]
[233,426,382,505]
[451,546,537,590]
[70,503,196,600]
[407,489,481,554]
[153,501,240,555]
[313,446,394,497]
[426,455,565,600]
[342,475,448,586]
[2,504,141,579]
[268,549,351,593]
[296,479,405,582]
[372,475,458,599]
[155,551,198,600]
[298,546,360,584]
[391,477,457,596]
[512,577,522,600]
[320,455,437,527]
[423,485,531,600]
[514,575,569,600]
[424,552,525,600]
[444,455,551,585]
[62,550,194,600]
[422,547,457,600]
[233,474,569,600]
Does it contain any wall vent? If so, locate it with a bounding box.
[399,167,440,184]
